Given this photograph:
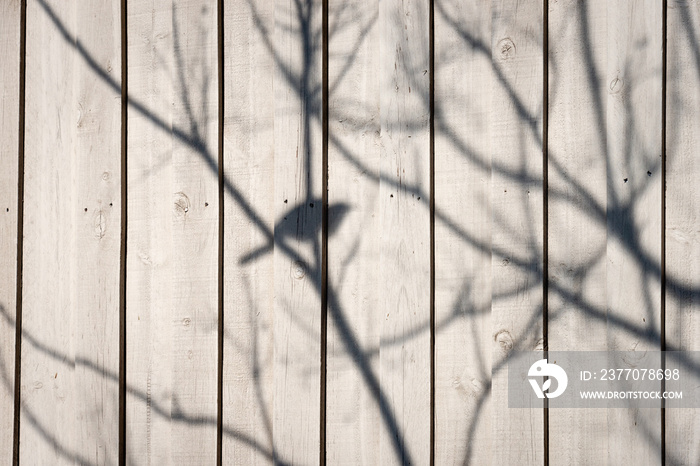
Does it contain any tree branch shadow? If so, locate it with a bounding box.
[12,0,700,464]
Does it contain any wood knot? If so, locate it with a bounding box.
[497,38,516,60]
[494,329,514,354]
[174,192,190,216]
[609,76,624,94]
[535,338,545,351]
[93,209,107,239]
[291,261,305,279]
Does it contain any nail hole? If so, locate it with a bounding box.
[205,202,209,207]
[84,208,88,212]
[284,199,288,204]
[647,171,652,176]
[309,203,314,208]
[623,178,628,183]
[390,194,394,198]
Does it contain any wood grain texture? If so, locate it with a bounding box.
[73,0,123,463]
[548,1,609,463]
[126,1,219,463]
[222,0,276,463]
[666,1,700,464]
[21,0,121,463]
[272,0,323,463]
[550,1,663,463]
[604,1,662,463]
[4,0,695,462]
[125,4,175,462]
[21,4,78,462]
[490,0,545,464]
[433,0,493,464]
[378,0,431,463]
[326,0,381,463]
[0,0,20,461]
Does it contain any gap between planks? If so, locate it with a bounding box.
[429,0,436,464]
[320,0,330,464]
[660,1,668,464]
[12,0,28,463]
[217,0,226,464]
[543,1,550,465]
[119,0,128,464]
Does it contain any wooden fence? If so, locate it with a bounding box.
[0,0,698,464]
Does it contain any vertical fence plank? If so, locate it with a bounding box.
[666,0,700,464]
[74,0,123,463]
[21,3,78,461]
[167,3,219,462]
[222,0,276,463]
[326,0,381,464]
[126,3,175,461]
[548,1,608,462]
[126,0,219,463]
[548,1,610,463]
[0,0,21,461]
[272,0,323,462]
[605,1,662,463]
[433,0,493,463]
[21,0,121,463]
[0,2,21,463]
[549,0,663,463]
[377,0,431,464]
[489,0,545,464]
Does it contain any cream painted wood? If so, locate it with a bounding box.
[378,0,431,463]
[126,1,219,463]
[0,0,21,461]
[666,1,700,464]
[326,0,381,464]
[222,0,276,463]
[271,0,323,462]
[434,0,493,463]
[21,0,121,463]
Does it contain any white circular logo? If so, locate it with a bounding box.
[528,359,568,399]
